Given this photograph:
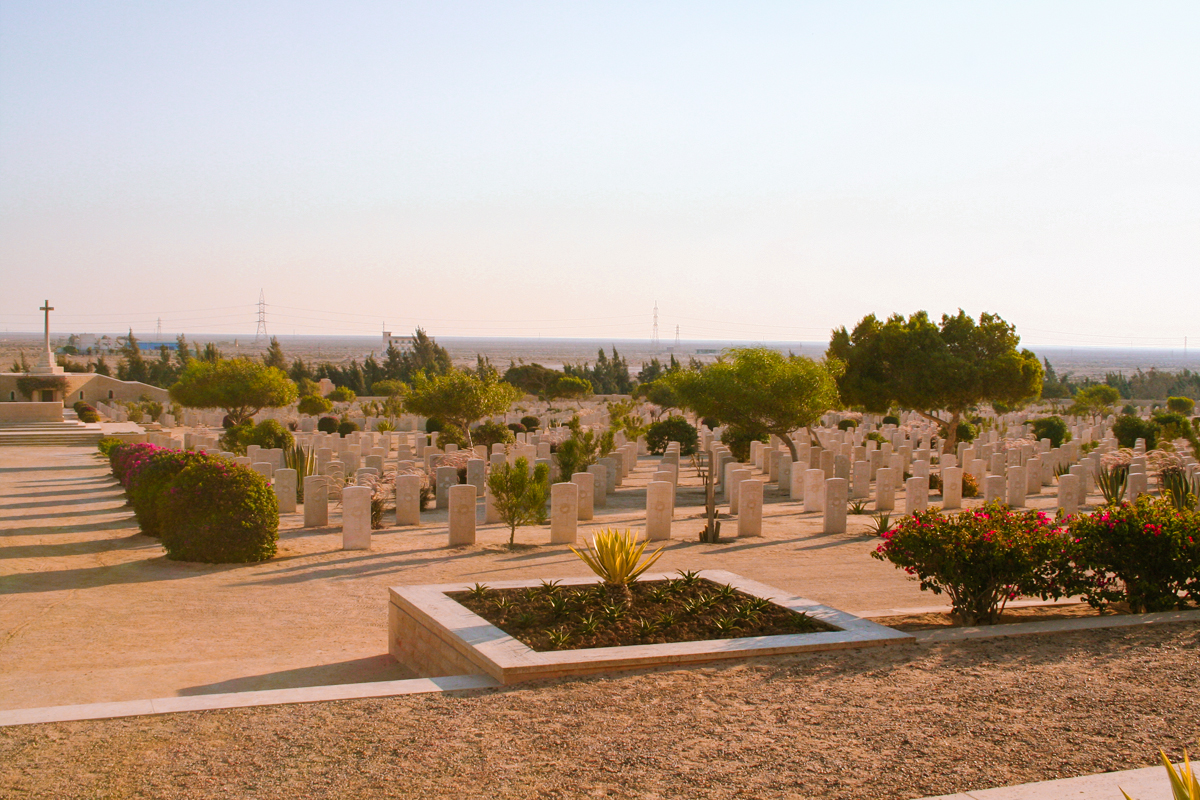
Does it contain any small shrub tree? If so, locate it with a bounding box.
[128,449,213,538]
[317,416,339,434]
[404,369,521,448]
[471,420,514,450]
[720,425,767,463]
[298,394,333,416]
[1112,414,1159,450]
[327,386,356,403]
[645,416,698,456]
[1030,416,1071,449]
[487,456,550,548]
[1166,396,1195,416]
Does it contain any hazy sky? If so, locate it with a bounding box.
[2,1,1197,346]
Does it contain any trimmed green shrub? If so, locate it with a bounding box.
[244,419,294,451]
[337,420,359,437]
[425,418,444,433]
[836,419,857,431]
[327,386,356,403]
[472,421,514,450]
[1166,396,1195,416]
[317,416,339,434]
[73,400,89,414]
[1030,416,1070,449]
[1112,414,1158,450]
[297,394,333,416]
[1066,496,1196,613]
[159,460,278,563]
[97,436,123,458]
[76,405,100,423]
[129,449,213,538]
[646,416,698,456]
[866,431,887,445]
[1122,403,1138,416]
[955,421,977,443]
[700,417,720,430]
[506,422,526,434]
[882,414,900,426]
[961,471,979,498]
[520,415,540,431]
[872,503,1069,624]
[720,425,767,462]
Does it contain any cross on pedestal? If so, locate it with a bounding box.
[32,299,64,375]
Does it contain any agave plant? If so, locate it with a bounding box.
[1123,747,1199,800]
[1096,462,1129,505]
[867,512,892,537]
[283,443,317,502]
[568,529,666,604]
[848,499,870,515]
[1160,466,1199,512]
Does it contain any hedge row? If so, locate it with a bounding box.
[107,443,278,563]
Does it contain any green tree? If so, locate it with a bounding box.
[554,417,615,479]
[828,310,1043,454]
[175,334,192,368]
[1166,396,1195,416]
[503,363,593,403]
[117,331,150,384]
[668,347,839,462]
[486,456,550,548]
[170,358,298,426]
[297,394,333,416]
[404,368,521,447]
[261,337,287,370]
[1069,384,1121,423]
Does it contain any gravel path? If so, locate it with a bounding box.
[4,622,1198,800]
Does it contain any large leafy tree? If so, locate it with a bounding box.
[827,310,1043,453]
[403,368,521,447]
[170,358,298,425]
[666,347,839,462]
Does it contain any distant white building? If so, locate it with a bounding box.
[383,331,415,351]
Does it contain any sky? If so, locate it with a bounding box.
[1,1,1198,346]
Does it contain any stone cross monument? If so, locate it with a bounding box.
[32,300,65,375]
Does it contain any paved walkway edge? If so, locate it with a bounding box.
[0,674,500,728]
[914,607,1200,644]
[918,763,1168,799]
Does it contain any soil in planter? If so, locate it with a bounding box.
[449,575,838,652]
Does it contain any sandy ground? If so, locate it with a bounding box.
[0,443,1085,711]
[1,622,1197,800]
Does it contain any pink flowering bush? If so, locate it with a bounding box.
[872,502,1070,624]
[127,449,214,538]
[159,460,278,563]
[109,443,163,494]
[1067,496,1197,613]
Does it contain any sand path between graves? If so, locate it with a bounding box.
[2,445,1076,710]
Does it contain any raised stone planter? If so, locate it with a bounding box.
[389,569,913,684]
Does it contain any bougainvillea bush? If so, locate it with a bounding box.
[872,502,1070,624]
[109,443,163,494]
[127,449,214,538]
[1067,496,1197,613]
[158,460,278,563]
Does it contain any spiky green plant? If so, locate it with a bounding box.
[546,628,572,649]
[568,529,665,604]
[466,583,489,600]
[867,512,893,537]
[848,499,870,515]
[1096,463,1129,505]
[1123,747,1198,800]
[675,569,702,586]
[283,443,317,502]
[1160,467,1198,512]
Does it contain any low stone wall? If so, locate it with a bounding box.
[0,402,64,423]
